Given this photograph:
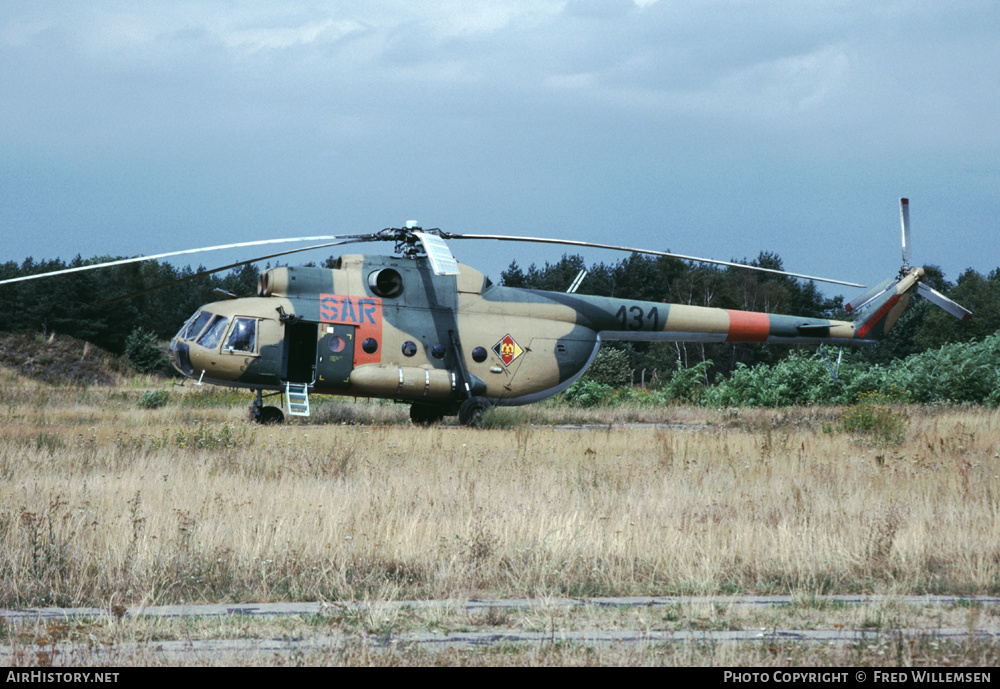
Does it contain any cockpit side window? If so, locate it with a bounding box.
[183,311,214,341]
[224,317,257,353]
[197,315,230,350]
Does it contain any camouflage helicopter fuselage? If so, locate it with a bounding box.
[168,252,920,418]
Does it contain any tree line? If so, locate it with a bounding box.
[0,256,261,354]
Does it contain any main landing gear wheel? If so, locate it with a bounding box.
[458,397,491,427]
[410,404,446,425]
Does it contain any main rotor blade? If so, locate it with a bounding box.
[0,234,378,287]
[100,238,376,304]
[445,233,866,288]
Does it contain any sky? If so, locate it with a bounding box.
[2,1,999,301]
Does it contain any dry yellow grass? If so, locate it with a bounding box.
[1,375,999,610]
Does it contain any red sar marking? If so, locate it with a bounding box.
[319,294,383,365]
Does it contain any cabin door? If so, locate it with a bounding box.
[316,324,355,390]
[283,321,318,384]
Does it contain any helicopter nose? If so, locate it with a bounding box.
[169,338,195,377]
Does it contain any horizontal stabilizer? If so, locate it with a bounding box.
[796,323,832,334]
[917,283,972,321]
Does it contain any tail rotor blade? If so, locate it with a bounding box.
[900,198,912,268]
[917,283,972,321]
[845,276,896,314]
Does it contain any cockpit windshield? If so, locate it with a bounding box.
[181,311,214,341]
[197,315,230,349]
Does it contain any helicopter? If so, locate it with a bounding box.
[0,199,970,426]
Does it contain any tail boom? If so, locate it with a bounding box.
[596,301,861,346]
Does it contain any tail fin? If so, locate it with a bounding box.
[849,267,971,341]
[850,269,919,341]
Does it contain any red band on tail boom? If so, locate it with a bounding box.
[726,310,770,343]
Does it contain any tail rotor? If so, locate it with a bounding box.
[848,198,970,334]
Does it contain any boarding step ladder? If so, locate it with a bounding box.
[285,382,311,417]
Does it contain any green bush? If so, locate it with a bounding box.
[557,334,1000,410]
[661,359,712,404]
[706,351,897,408]
[138,390,169,409]
[889,333,1000,405]
[563,379,614,407]
[125,327,169,374]
[585,347,632,387]
[702,335,1000,408]
[612,387,668,407]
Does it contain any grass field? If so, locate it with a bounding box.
[1,369,998,665]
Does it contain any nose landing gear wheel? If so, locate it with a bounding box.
[458,397,491,427]
[250,389,285,425]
